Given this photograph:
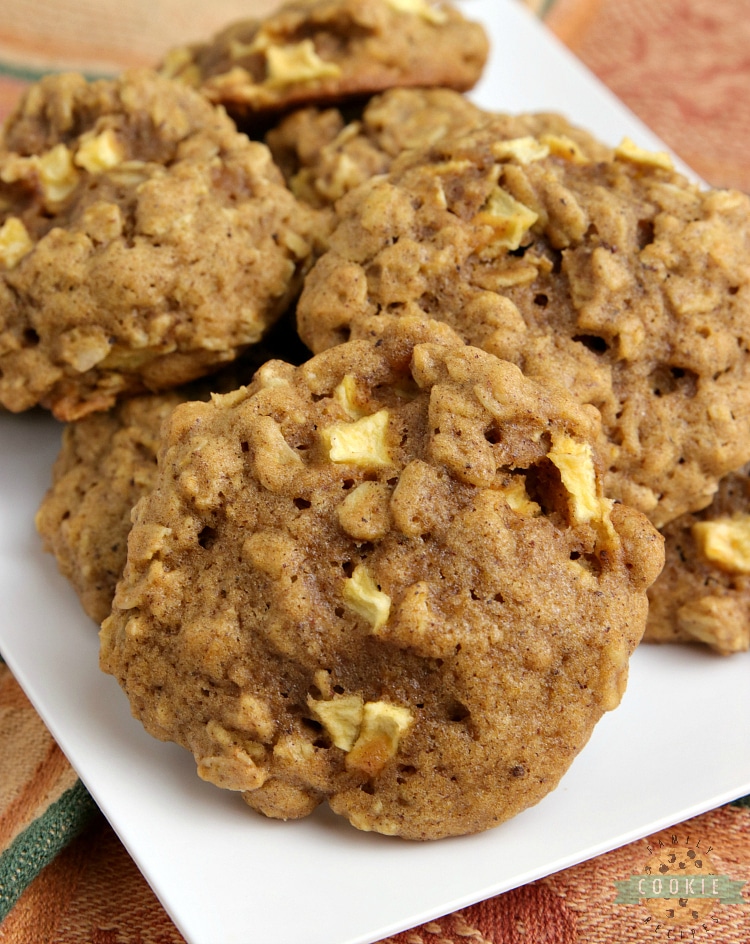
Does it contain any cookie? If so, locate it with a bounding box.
[296,120,750,528]
[159,0,489,121]
[35,311,312,625]
[100,319,663,840]
[644,465,750,655]
[265,87,487,208]
[266,90,612,210]
[0,69,314,420]
[36,391,187,624]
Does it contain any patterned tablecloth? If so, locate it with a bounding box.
[1,1,749,942]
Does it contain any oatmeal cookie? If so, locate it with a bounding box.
[100,320,663,840]
[297,122,750,527]
[160,0,488,121]
[265,88,486,209]
[36,391,187,624]
[645,465,750,655]
[266,90,611,210]
[0,69,314,420]
[35,312,311,625]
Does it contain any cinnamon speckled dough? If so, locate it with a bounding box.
[645,465,750,655]
[297,121,750,528]
[35,314,312,625]
[266,89,611,209]
[100,320,663,840]
[160,0,488,121]
[0,69,315,420]
[265,88,486,209]
[36,392,186,625]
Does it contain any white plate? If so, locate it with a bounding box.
[1,3,749,943]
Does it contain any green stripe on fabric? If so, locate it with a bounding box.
[0,62,49,83]
[0,62,115,83]
[731,794,750,809]
[0,779,97,923]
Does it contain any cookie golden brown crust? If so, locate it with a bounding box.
[645,465,750,655]
[160,0,489,120]
[36,392,185,624]
[0,69,314,420]
[265,88,487,209]
[296,121,750,528]
[100,320,663,840]
[265,90,612,210]
[35,314,312,625]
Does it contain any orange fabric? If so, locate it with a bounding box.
[543,0,750,192]
[0,816,185,944]
[380,805,750,943]
[0,671,78,854]
[3,787,749,943]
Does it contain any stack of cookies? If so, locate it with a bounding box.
[1,0,744,840]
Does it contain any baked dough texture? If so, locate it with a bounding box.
[36,391,186,624]
[100,320,663,839]
[35,314,311,625]
[266,87,487,208]
[266,89,611,210]
[296,120,750,528]
[0,69,314,420]
[160,0,489,120]
[645,465,750,655]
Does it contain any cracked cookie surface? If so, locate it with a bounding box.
[297,121,750,527]
[0,69,314,420]
[160,0,488,121]
[100,320,663,839]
